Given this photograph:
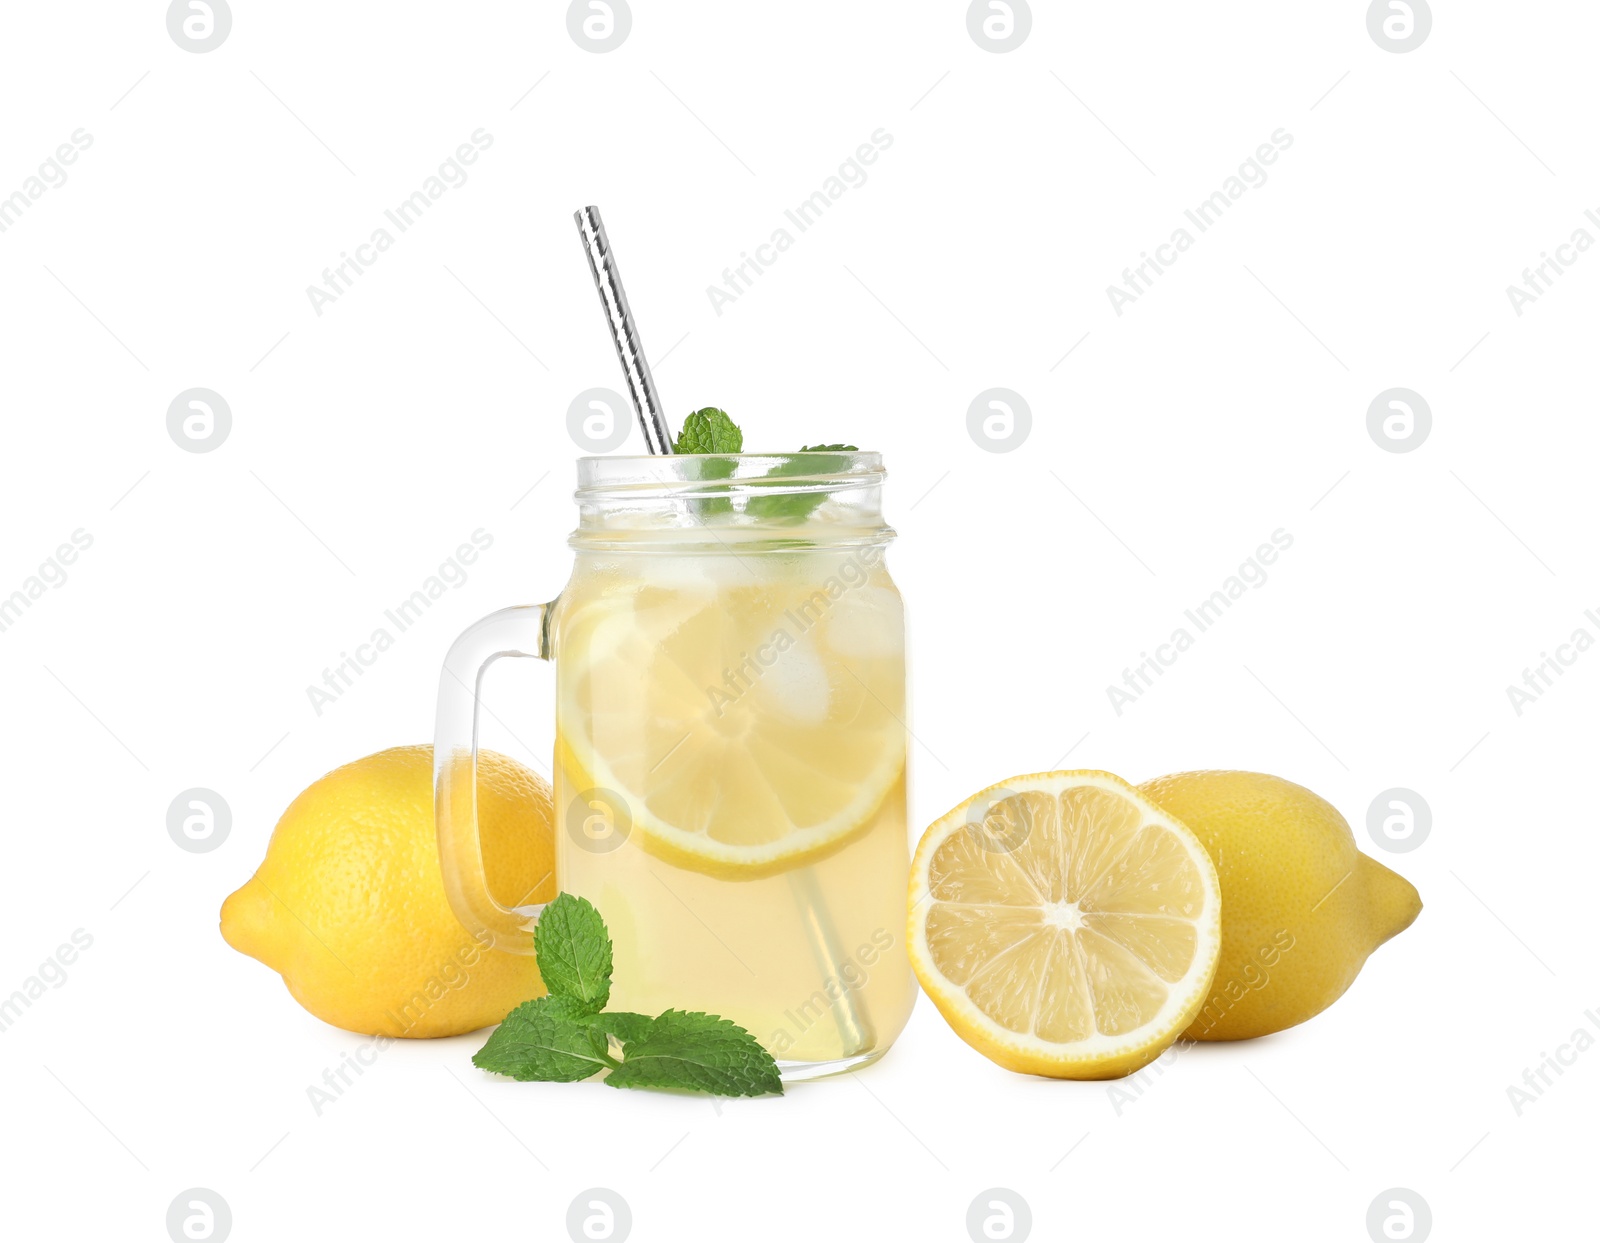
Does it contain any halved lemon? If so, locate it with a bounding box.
[909,771,1221,1079]
[557,565,906,877]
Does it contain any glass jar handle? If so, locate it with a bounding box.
[433,603,551,955]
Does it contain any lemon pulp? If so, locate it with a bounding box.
[556,553,906,877]
[909,771,1221,1079]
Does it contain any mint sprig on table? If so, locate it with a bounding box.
[472,893,782,1097]
[670,409,857,523]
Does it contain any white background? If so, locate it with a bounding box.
[1,1,1595,1239]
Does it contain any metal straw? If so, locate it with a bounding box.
[574,207,675,454]
[572,207,872,1065]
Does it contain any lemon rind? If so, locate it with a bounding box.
[908,770,1222,1078]
[555,734,908,879]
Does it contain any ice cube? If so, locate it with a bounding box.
[825,586,903,658]
[756,632,831,725]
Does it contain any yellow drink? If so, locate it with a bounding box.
[552,541,915,1071]
[433,451,916,1078]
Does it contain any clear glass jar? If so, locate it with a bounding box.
[435,452,915,1077]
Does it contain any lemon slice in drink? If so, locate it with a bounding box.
[909,771,1221,1079]
[557,567,906,878]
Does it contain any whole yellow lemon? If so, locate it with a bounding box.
[221,745,554,1038]
[1138,770,1421,1041]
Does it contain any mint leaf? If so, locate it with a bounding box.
[476,895,786,1097]
[533,893,611,1013]
[587,1011,655,1045]
[471,995,615,1082]
[605,1010,783,1097]
[673,408,743,454]
[674,410,742,515]
[744,446,858,523]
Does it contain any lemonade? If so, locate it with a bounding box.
[552,536,916,1071]
[435,451,919,1077]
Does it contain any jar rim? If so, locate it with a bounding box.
[576,451,884,497]
[569,451,892,549]
[579,451,889,499]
